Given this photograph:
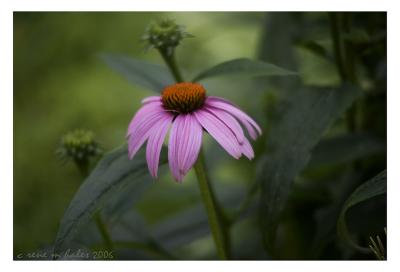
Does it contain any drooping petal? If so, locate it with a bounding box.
[206,97,262,140]
[168,114,203,182]
[127,101,163,136]
[168,115,183,180]
[240,137,254,160]
[204,106,245,144]
[180,114,203,177]
[168,115,182,181]
[207,96,261,136]
[194,109,242,159]
[146,114,173,178]
[127,105,170,159]
[142,96,162,104]
[205,106,255,159]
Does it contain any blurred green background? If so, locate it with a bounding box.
[14,12,386,260]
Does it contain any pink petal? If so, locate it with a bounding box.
[194,110,242,159]
[240,137,254,160]
[205,106,255,159]
[180,115,203,177]
[168,116,182,181]
[127,102,163,136]
[205,95,235,105]
[127,105,170,159]
[204,106,245,144]
[206,97,262,140]
[168,114,203,182]
[146,114,173,178]
[142,96,162,104]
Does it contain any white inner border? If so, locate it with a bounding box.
[2,1,399,271]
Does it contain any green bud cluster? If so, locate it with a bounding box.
[57,129,102,162]
[142,19,193,56]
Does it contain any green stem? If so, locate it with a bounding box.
[74,158,90,178]
[159,48,229,259]
[193,148,230,260]
[330,13,365,173]
[329,12,346,82]
[74,159,114,252]
[343,13,358,85]
[329,12,359,133]
[343,13,363,135]
[160,50,184,82]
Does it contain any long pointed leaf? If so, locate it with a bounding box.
[257,85,361,249]
[102,54,174,93]
[309,133,385,168]
[53,145,166,253]
[337,170,386,253]
[192,58,296,82]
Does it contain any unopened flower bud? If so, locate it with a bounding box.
[57,129,102,164]
[142,19,193,56]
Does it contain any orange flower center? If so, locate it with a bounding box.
[161,82,206,113]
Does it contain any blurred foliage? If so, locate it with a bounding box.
[14,12,386,260]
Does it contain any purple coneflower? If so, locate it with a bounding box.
[127,82,262,182]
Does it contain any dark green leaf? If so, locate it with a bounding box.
[259,13,299,71]
[309,133,385,168]
[296,40,331,60]
[296,47,341,87]
[343,28,371,44]
[309,172,363,259]
[101,54,174,93]
[53,145,166,253]
[257,85,361,248]
[152,203,209,250]
[337,170,386,253]
[102,173,152,225]
[258,13,301,92]
[69,190,155,254]
[192,58,296,82]
[111,210,153,244]
[151,187,258,251]
[110,211,177,260]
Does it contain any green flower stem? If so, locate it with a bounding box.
[160,50,184,82]
[342,13,361,133]
[343,13,358,85]
[160,48,230,259]
[75,159,114,252]
[74,158,90,178]
[193,148,230,260]
[329,12,358,133]
[329,12,346,82]
[329,13,364,171]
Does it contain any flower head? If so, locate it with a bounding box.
[127,82,262,182]
[57,129,102,163]
[142,19,193,56]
